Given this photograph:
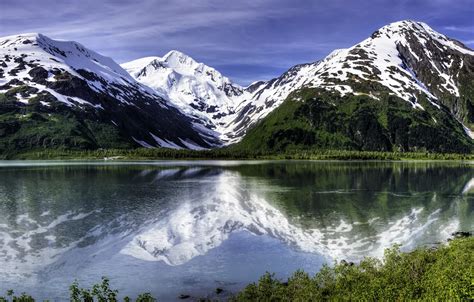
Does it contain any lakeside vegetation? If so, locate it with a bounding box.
[1,236,472,301]
[233,236,473,301]
[3,147,474,161]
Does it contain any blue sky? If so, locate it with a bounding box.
[1,0,473,85]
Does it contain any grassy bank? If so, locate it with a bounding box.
[4,147,474,161]
[1,237,472,301]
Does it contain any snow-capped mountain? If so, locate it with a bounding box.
[246,20,474,134]
[246,21,474,122]
[122,50,311,144]
[236,20,474,152]
[122,50,248,143]
[0,33,157,108]
[1,20,473,154]
[123,21,474,146]
[0,33,214,152]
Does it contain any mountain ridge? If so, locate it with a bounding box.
[1,20,474,155]
[0,33,215,154]
[123,20,474,149]
[234,20,474,152]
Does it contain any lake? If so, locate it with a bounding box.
[0,160,473,300]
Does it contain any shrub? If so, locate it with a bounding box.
[232,237,474,301]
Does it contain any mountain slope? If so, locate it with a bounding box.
[235,20,474,153]
[0,34,214,155]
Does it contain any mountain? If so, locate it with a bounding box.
[122,51,260,144]
[2,20,474,155]
[123,21,474,152]
[0,33,214,155]
[236,20,474,153]
[122,51,296,144]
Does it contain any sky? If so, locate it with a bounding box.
[1,0,473,85]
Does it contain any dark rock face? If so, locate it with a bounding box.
[396,34,474,126]
[222,82,243,97]
[28,66,48,83]
[245,80,266,93]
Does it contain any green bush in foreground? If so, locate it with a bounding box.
[232,237,474,301]
[0,238,472,301]
[0,277,156,302]
[69,277,155,302]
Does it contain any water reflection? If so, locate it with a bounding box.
[0,162,472,286]
[122,165,473,265]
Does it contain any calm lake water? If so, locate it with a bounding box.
[0,160,473,301]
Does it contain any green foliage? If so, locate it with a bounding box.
[135,293,156,302]
[0,289,34,302]
[232,237,474,301]
[70,277,118,302]
[68,277,156,302]
[0,109,133,157]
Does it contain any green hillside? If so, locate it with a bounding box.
[234,88,473,153]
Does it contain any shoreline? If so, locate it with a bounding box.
[3,148,474,161]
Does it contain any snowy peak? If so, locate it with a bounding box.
[223,20,474,142]
[351,19,474,101]
[161,50,200,69]
[0,33,135,86]
[375,20,473,55]
[0,32,164,107]
[124,50,243,96]
[122,51,247,143]
[121,56,160,77]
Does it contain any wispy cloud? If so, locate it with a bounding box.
[443,25,474,32]
[0,0,302,39]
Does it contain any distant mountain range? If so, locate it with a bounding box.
[1,20,473,155]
